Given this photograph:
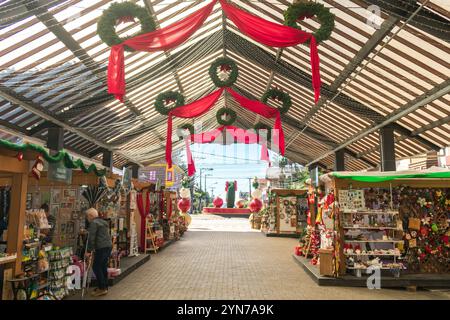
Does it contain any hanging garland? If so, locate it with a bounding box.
[253,122,272,141]
[155,91,185,115]
[97,2,156,51]
[216,107,237,126]
[209,57,239,87]
[261,88,292,114]
[0,140,107,176]
[284,1,335,45]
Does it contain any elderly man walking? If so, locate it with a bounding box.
[85,208,112,297]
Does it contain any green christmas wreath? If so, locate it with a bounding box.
[216,107,237,126]
[97,2,156,51]
[261,88,292,114]
[177,123,195,140]
[254,122,272,141]
[155,91,185,115]
[209,57,239,87]
[284,1,335,45]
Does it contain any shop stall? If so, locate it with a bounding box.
[293,170,450,288]
[0,150,29,300]
[262,189,308,238]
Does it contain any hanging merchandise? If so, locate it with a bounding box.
[81,186,108,208]
[104,0,322,104]
[31,156,44,180]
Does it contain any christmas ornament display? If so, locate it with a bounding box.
[177,198,190,213]
[249,198,263,213]
[213,197,224,208]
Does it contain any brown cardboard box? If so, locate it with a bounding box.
[318,248,334,276]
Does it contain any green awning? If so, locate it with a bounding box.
[330,171,450,182]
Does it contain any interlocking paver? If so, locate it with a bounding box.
[92,215,450,300]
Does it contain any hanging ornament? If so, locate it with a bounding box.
[31,155,44,180]
[236,199,245,209]
[17,151,23,161]
[431,223,439,233]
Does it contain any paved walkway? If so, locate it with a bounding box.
[94,215,449,300]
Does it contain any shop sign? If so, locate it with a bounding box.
[165,164,174,187]
[48,161,72,184]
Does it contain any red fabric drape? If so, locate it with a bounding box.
[136,192,151,251]
[166,89,283,170]
[166,89,224,168]
[226,88,285,155]
[108,0,217,102]
[107,0,321,103]
[184,126,270,175]
[136,192,145,251]
[220,0,321,102]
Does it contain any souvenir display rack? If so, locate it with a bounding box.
[317,171,450,282]
[264,189,307,237]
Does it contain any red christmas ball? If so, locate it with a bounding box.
[17,152,23,161]
[249,198,263,213]
[213,197,224,208]
[178,198,191,213]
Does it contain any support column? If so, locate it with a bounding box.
[102,150,114,172]
[379,125,396,172]
[334,149,346,172]
[7,172,28,274]
[47,125,64,154]
[131,164,139,179]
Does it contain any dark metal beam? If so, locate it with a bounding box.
[361,0,450,42]
[28,3,141,117]
[102,149,114,171]
[379,125,396,171]
[302,15,398,124]
[334,149,346,172]
[0,0,67,29]
[224,30,442,152]
[47,125,64,152]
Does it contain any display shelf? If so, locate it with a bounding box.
[347,266,405,270]
[345,239,403,243]
[0,254,17,265]
[341,210,399,215]
[343,226,398,230]
[345,253,401,257]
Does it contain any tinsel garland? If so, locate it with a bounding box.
[0,139,107,176]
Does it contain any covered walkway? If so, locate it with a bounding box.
[93,215,450,300]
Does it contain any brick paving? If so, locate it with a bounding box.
[91,215,450,300]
